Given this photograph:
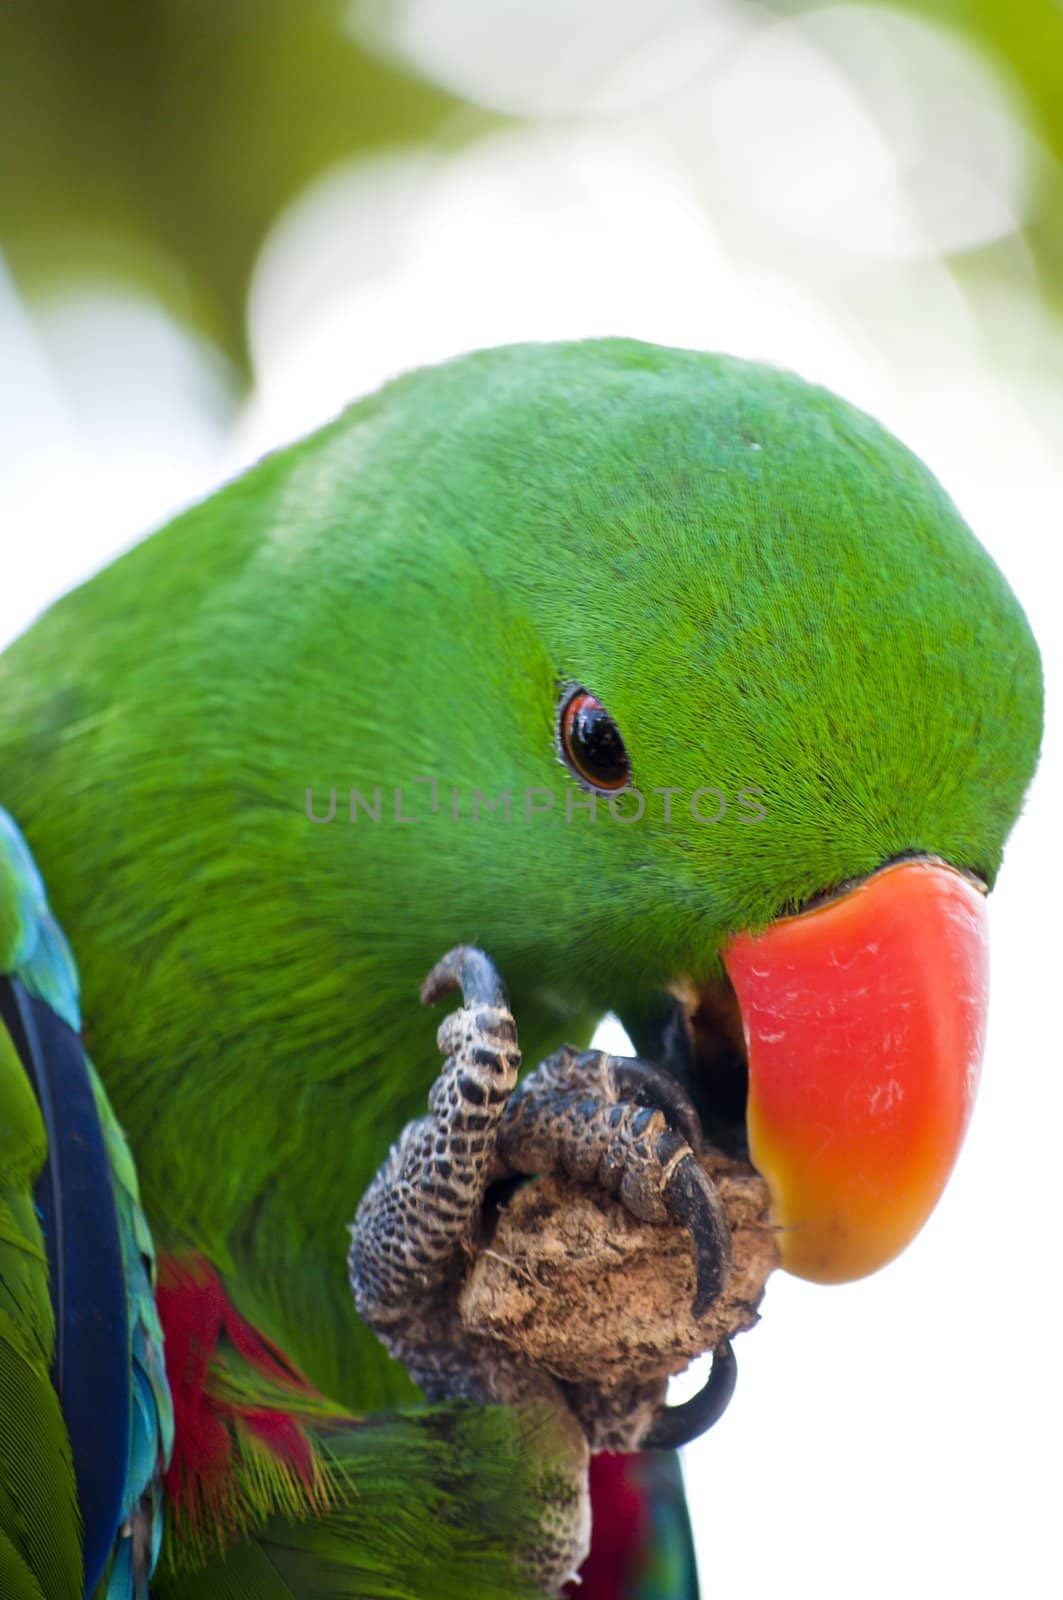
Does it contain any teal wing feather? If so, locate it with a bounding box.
[90,1060,175,1599]
[0,806,80,1031]
[630,1451,699,1600]
[0,806,173,1599]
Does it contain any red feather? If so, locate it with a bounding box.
[157,1254,324,1539]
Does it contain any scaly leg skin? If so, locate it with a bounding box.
[349,946,736,1595]
[349,946,529,1398]
[350,947,590,1592]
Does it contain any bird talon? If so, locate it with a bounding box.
[420,944,510,1010]
[664,1153,733,1318]
[640,1341,738,1450]
[609,1055,704,1154]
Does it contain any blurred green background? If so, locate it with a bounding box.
[2,0,1061,381]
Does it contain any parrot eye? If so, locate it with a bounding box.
[558,688,631,791]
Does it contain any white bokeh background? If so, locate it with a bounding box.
[2,6,1060,1597]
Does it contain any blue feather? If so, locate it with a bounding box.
[2,977,131,1594]
[0,806,173,1599]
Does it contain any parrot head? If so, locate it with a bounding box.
[3,339,1040,1301]
[280,339,1040,1285]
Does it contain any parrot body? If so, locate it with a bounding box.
[0,339,1042,1595]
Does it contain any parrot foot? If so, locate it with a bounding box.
[496,1045,733,1319]
[348,946,740,1593]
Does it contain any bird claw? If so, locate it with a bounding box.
[351,944,739,1466]
[640,1340,738,1449]
[497,1045,732,1322]
[420,944,511,1010]
[661,1150,732,1318]
[609,1054,704,1155]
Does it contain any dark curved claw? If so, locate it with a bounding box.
[662,1149,732,1317]
[608,1055,704,1155]
[420,945,510,1010]
[640,1341,738,1450]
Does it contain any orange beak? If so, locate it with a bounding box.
[722,858,988,1283]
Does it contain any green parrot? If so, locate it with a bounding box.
[0,338,1042,1599]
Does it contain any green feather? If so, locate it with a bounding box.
[89,1054,174,1600]
[155,1404,548,1600]
[0,1018,83,1599]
